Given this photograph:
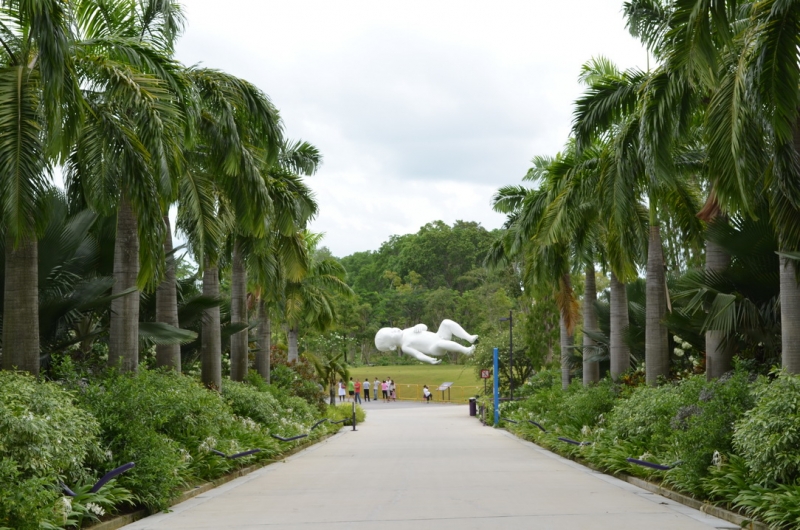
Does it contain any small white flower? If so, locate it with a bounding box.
[681,341,692,350]
[86,502,105,517]
[60,496,72,517]
[674,348,684,357]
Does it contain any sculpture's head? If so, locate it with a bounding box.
[374,327,403,351]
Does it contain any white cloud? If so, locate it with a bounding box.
[175,0,646,256]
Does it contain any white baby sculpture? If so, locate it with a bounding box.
[374,319,478,364]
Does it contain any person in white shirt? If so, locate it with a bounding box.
[362,378,370,402]
[373,378,380,401]
[423,385,432,403]
[337,380,346,403]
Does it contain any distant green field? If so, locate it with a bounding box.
[347,364,483,402]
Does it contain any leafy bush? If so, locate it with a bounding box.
[603,377,703,451]
[0,458,61,530]
[328,403,366,424]
[734,371,800,485]
[223,380,283,428]
[665,369,758,495]
[0,371,103,483]
[78,370,272,510]
[0,372,109,529]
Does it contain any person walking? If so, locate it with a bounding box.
[363,378,370,402]
[354,379,362,404]
[337,380,345,403]
[347,377,355,402]
[373,378,380,401]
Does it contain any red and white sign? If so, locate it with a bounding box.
[480,369,490,379]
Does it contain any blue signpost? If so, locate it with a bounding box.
[493,347,499,427]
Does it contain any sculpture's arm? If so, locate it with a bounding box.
[412,324,428,333]
[401,345,441,364]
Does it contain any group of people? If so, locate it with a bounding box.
[336,377,397,403]
[334,378,435,403]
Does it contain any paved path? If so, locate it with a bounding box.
[124,402,737,529]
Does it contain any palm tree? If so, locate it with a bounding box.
[176,67,282,387]
[624,0,736,380]
[249,144,321,381]
[305,350,349,406]
[0,0,76,376]
[573,58,703,385]
[66,0,190,373]
[489,158,580,389]
[284,232,354,362]
[665,0,800,373]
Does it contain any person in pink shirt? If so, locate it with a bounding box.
[381,379,389,402]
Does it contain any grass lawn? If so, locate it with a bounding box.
[347,364,484,402]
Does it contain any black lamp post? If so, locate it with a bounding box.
[499,310,513,400]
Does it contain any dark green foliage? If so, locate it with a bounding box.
[513,374,617,432]
[604,377,703,451]
[77,370,278,510]
[665,369,757,495]
[733,372,800,485]
[0,372,105,529]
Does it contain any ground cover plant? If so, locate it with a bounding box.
[502,368,800,529]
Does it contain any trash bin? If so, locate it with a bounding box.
[468,397,477,416]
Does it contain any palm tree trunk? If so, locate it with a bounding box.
[230,238,248,381]
[288,326,299,362]
[155,215,181,372]
[609,272,630,380]
[705,236,732,379]
[2,234,40,375]
[645,224,669,385]
[201,258,222,390]
[559,313,573,390]
[256,298,271,383]
[780,256,800,373]
[109,194,140,373]
[582,264,599,385]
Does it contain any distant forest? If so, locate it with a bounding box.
[303,220,561,369]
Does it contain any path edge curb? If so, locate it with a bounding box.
[502,428,768,530]
[86,429,344,530]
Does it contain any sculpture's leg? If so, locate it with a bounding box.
[437,340,476,355]
[402,346,441,364]
[436,319,478,343]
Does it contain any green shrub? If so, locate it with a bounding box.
[733,371,800,485]
[603,377,703,451]
[0,458,61,530]
[79,370,262,510]
[665,369,758,495]
[0,372,106,529]
[222,380,283,428]
[0,371,103,483]
[328,403,366,424]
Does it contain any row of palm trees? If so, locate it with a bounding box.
[0,0,351,389]
[490,0,800,387]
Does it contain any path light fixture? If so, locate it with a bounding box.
[499,311,513,400]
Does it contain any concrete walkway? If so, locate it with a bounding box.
[123,402,737,529]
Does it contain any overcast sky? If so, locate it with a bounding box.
[174,1,647,258]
